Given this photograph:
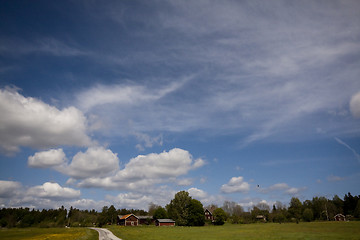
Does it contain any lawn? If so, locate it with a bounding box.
[0,227,98,240]
[108,222,360,240]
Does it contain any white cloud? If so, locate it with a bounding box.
[335,137,360,163]
[106,192,153,210]
[350,91,360,118]
[114,148,203,180]
[28,148,67,168]
[0,180,22,198]
[67,199,110,211]
[76,148,204,191]
[76,80,187,111]
[177,178,193,186]
[221,176,250,193]
[134,132,163,151]
[27,182,80,200]
[0,87,91,154]
[327,175,345,182]
[285,187,306,195]
[258,183,289,193]
[64,147,120,179]
[257,182,306,196]
[188,187,208,199]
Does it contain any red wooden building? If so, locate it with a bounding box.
[117,214,139,226]
[155,219,175,226]
[204,208,214,221]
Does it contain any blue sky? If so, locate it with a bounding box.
[1,0,360,211]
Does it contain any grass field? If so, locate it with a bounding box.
[108,222,360,240]
[0,227,98,240]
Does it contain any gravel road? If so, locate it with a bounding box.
[90,227,122,240]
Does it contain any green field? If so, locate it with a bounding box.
[0,227,98,240]
[108,222,360,240]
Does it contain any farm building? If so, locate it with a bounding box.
[334,214,346,221]
[155,219,176,226]
[137,215,155,225]
[117,214,139,226]
[204,208,214,221]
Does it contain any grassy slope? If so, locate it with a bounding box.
[108,222,360,240]
[0,227,98,240]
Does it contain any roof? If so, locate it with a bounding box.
[204,208,213,214]
[118,214,139,220]
[156,219,175,223]
[137,215,153,219]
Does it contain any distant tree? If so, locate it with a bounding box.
[311,197,329,220]
[302,208,314,222]
[332,195,344,214]
[344,192,359,216]
[213,208,226,225]
[187,199,205,226]
[108,205,117,224]
[148,202,160,216]
[354,199,360,218]
[166,191,192,226]
[153,207,168,219]
[288,197,302,223]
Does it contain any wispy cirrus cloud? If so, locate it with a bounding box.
[335,137,360,163]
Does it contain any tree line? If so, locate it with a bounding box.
[0,192,359,228]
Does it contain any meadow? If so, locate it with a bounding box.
[0,227,98,240]
[108,222,360,240]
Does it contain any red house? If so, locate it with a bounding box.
[117,214,139,226]
[155,219,175,226]
[204,208,214,221]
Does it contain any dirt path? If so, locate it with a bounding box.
[90,227,122,240]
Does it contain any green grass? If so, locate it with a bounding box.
[0,227,98,240]
[108,222,360,240]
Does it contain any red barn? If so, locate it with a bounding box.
[155,219,175,226]
[117,214,139,226]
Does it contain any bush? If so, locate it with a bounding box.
[213,208,227,225]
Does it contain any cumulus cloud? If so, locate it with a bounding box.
[188,187,208,199]
[0,180,22,198]
[76,148,204,191]
[115,148,203,180]
[221,176,250,193]
[27,182,80,200]
[0,87,91,154]
[64,147,120,179]
[350,91,360,118]
[106,192,153,210]
[28,148,67,168]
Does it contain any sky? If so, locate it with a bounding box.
[1,0,360,211]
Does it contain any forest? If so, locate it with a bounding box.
[0,192,359,228]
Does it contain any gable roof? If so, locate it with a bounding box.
[156,218,175,223]
[118,213,139,220]
[204,208,213,214]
